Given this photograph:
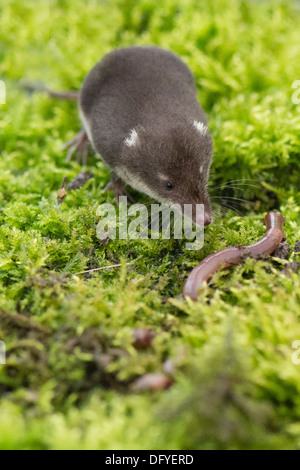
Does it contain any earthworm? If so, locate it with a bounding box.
[183,211,285,301]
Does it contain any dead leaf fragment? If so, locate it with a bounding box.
[67,172,94,191]
[273,241,291,260]
[294,241,300,254]
[132,329,156,349]
[131,373,174,391]
[282,262,300,277]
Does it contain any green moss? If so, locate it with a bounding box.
[0,0,300,450]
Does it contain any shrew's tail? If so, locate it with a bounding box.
[20,81,79,100]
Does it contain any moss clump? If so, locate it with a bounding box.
[0,0,300,450]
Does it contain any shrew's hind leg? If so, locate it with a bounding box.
[62,129,90,165]
[20,82,89,164]
[103,172,135,205]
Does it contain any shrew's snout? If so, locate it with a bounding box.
[204,211,212,226]
[192,208,212,227]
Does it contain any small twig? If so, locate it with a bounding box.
[20,81,79,100]
[74,263,122,275]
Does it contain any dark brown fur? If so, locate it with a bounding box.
[79,46,213,223]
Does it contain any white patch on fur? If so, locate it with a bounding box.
[124,128,139,147]
[193,120,208,136]
[199,165,204,174]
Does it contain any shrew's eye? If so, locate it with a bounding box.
[166,182,173,190]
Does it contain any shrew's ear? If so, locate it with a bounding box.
[124,128,139,147]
